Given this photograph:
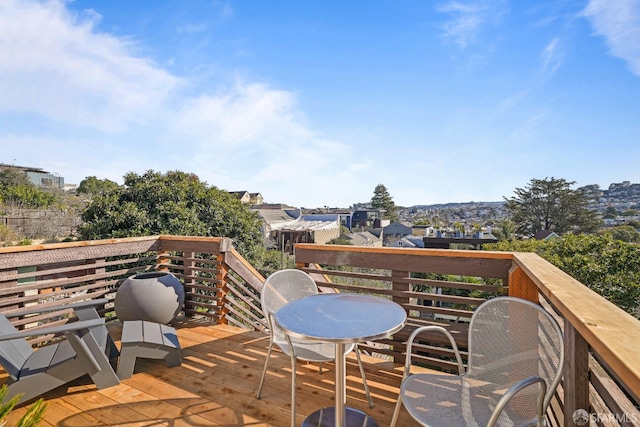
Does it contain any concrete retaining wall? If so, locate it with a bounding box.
[0,209,81,239]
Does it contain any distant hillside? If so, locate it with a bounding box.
[409,201,503,210]
[409,181,640,212]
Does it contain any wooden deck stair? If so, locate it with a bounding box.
[2,318,427,426]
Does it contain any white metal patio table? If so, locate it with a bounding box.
[275,293,407,427]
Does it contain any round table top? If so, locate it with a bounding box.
[274,293,407,344]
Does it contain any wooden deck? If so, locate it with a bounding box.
[3,318,421,426]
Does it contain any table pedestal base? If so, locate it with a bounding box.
[302,406,378,427]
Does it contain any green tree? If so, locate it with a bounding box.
[492,219,516,241]
[486,235,640,318]
[0,184,56,209]
[371,184,398,221]
[628,220,640,229]
[504,177,602,237]
[0,168,32,187]
[0,168,57,209]
[77,176,120,197]
[599,225,640,243]
[78,170,264,260]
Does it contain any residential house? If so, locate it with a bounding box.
[229,191,251,204]
[249,193,264,205]
[411,224,432,236]
[383,221,413,245]
[387,235,426,248]
[533,230,560,240]
[342,231,383,247]
[254,208,340,253]
[351,209,388,230]
[0,163,65,189]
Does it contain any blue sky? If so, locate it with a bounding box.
[1,0,639,208]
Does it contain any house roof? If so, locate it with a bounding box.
[270,216,338,232]
[533,230,560,240]
[388,235,425,248]
[229,191,249,198]
[255,209,297,224]
[345,231,381,246]
[301,214,340,222]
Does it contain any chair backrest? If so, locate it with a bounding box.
[0,313,35,379]
[467,297,564,420]
[261,269,318,341]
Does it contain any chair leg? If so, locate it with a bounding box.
[355,345,374,408]
[256,341,274,399]
[289,349,297,427]
[390,395,403,427]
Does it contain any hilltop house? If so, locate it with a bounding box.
[229,191,264,205]
[0,163,65,189]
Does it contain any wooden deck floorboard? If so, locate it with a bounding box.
[2,318,426,426]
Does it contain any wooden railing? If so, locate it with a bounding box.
[0,236,265,339]
[1,237,638,425]
[294,244,640,427]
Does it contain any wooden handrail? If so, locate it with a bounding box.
[514,251,640,401]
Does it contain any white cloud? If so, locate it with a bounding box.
[436,0,508,48]
[0,0,182,132]
[0,0,365,207]
[541,37,563,77]
[169,80,359,202]
[583,0,640,76]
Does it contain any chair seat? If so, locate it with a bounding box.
[401,373,537,427]
[19,340,76,378]
[274,338,356,363]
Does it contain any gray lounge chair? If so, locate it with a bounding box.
[0,298,120,405]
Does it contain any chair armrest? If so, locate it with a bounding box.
[3,298,109,318]
[0,318,105,341]
[487,375,547,427]
[403,325,465,377]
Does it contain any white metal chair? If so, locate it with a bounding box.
[391,296,564,427]
[256,269,373,425]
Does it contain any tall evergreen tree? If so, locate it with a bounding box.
[504,177,602,237]
[371,184,398,222]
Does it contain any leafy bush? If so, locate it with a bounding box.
[486,234,640,318]
[78,170,264,262]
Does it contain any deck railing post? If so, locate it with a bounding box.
[157,249,170,272]
[85,257,106,312]
[508,265,539,303]
[183,251,195,318]
[564,321,590,426]
[391,269,409,364]
[216,252,229,325]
